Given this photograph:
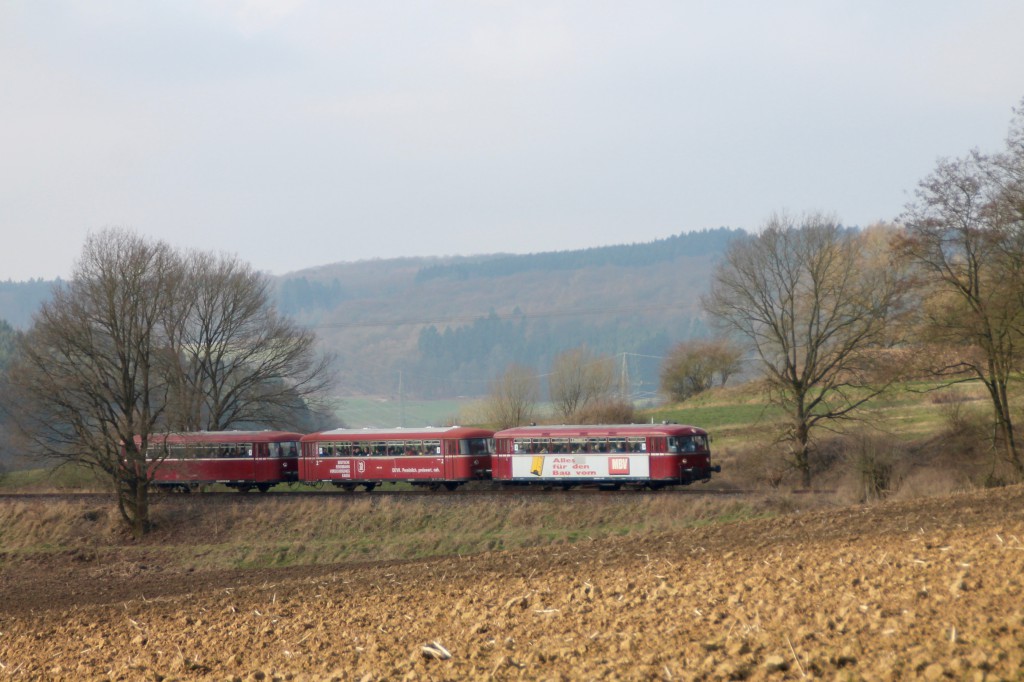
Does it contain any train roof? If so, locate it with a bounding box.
[146,430,304,444]
[494,424,708,438]
[302,426,494,442]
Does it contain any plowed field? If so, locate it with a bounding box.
[2,486,1024,680]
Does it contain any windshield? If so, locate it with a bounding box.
[668,435,708,453]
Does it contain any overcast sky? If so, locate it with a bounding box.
[2,1,1022,281]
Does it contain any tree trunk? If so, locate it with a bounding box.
[115,474,152,539]
[794,419,812,489]
[132,481,150,540]
[987,374,1023,477]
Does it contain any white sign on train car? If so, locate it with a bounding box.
[509,454,651,480]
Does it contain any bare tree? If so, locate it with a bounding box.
[899,103,1024,476]
[659,339,744,402]
[704,214,910,487]
[4,230,335,536]
[5,229,177,538]
[548,346,616,421]
[162,251,332,431]
[481,364,540,429]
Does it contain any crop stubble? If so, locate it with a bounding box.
[1,486,1023,680]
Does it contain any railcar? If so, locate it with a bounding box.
[299,426,494,491]
[491,424,719,489]
[142,430,303,493]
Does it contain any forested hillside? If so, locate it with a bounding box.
[0,280,58,329]
[0,230,743,403]
[280,228,743,400]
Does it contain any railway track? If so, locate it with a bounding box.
[0,486,828,503]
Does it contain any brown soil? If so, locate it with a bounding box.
[2,486,1024,680]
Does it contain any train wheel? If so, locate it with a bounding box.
[363,483,377,492]
[257,483,271,493]
[237,485,252,494]
[342,483,357,492]
[444,482,460,491]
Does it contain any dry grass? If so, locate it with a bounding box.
[0,492,818,572]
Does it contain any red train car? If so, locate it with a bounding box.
[143,430,303,493]
[299,426,494,491]
[492,424,719,489]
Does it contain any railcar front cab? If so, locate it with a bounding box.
[666,433,720,485]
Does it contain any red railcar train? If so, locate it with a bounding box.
[491,424,718,489]
[298,426,495,491]
[142,423,718,493]
[142,430,303,493]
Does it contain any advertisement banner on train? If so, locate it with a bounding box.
[510,454,650,479]
[322,457,444,479]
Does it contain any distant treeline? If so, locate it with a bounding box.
[276,277,348,315]
[409,310,710,398]
[414,228,746,283]
[0,279,58,329]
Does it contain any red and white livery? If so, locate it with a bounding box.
[492,424,718,489]
[299,426,494,491]
[143,430,303,493]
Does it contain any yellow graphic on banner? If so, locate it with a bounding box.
[530,455,545,476]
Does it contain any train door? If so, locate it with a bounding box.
[646,436,669,480]
[443,438,458,480]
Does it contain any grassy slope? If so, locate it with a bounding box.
[0,493,797,572]
[649,379,994,447]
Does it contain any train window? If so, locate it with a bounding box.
[461,438,493,455]
[272,442,298,458]
[669,436,707,453]
[570,439,590,453]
